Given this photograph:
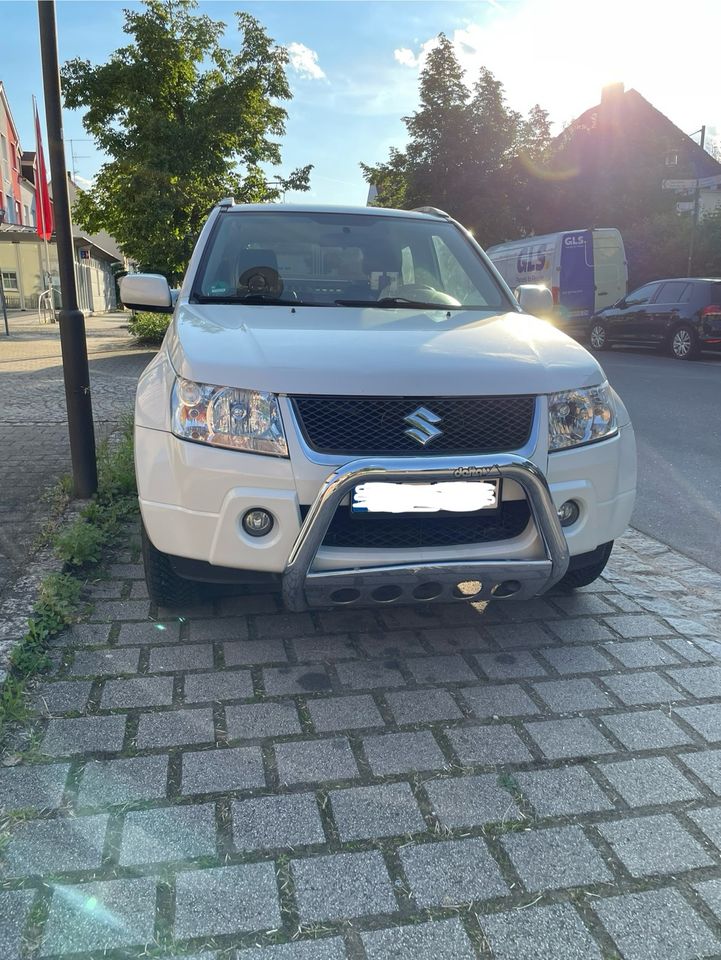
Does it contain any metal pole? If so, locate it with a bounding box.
[43,235,55,321]
[0,273,8,337]
[687,125,706,276]
[0,209,8,335]
[38,0,97,496]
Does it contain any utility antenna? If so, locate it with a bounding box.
[64,138,91,181]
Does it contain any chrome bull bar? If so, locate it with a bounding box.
[281,454,569,611]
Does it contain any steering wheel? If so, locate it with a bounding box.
[238,266,284,298]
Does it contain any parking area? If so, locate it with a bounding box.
[0,311,153,598]
[1,525,721,959]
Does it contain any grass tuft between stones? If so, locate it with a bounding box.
[0,417,138,743]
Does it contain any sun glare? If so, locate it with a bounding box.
[443,0,718,137]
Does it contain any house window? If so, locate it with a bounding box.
[15,200,21,223]
[5,194,15,223]
[0,135,8,183]
[1,271,19,290]
[23,204,30,224]
[665,151,678,166]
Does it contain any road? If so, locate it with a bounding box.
[600,345,721,573]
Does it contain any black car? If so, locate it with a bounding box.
[588,277,721,360]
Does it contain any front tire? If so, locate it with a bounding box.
[589,320,611,351]
[557,541,613,590]
[141,521,197,607]
[670,324,700,360]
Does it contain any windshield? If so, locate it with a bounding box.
[192,211,511,309]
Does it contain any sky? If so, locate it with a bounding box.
[2,0,720,207]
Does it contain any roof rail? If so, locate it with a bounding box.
[412,205,451,219]
[217,197,235,207]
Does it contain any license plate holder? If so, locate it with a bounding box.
[350,480,502,517]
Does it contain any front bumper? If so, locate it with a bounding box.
[281,454,568,610]
[135,371,636,609]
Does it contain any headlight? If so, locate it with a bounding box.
[171,378,288,457]
[548,382,617,451]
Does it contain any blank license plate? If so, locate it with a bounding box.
[350,480,500,515]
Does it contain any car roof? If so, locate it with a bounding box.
[647,277,721,284]
[220,202,448,222]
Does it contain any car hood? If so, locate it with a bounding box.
[168,302,605,396]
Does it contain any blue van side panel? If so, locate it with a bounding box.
[559,230,594,317]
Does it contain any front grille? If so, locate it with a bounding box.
[291,395,535,455]
[303,500,531,549]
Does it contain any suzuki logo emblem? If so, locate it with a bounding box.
[403,406,443,446]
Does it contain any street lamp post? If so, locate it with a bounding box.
[687,125,706,276]
[38,0,97,496]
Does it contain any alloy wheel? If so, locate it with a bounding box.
[672,328,691,358]
[590,324,606,349]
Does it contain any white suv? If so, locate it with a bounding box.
[120,202,636,610]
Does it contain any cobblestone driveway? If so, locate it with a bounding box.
[2,526,721,959]
[0,312,153,595]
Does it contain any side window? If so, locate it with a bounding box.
[680,284,695,303]
[656,281,689,303]
[625,283,660,307]
[432,235,476,302]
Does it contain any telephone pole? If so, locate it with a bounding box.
[38,0,97,496]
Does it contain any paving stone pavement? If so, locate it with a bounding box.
[0,311,153,597]
[1,523,721,959]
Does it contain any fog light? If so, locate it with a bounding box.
[242,508,274,537]
[558,499,580,527]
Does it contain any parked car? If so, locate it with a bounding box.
[589,277,721,360]
[486,228,627,338]
[120,202,636,610]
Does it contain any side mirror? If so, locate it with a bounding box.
[516,284,553,318]
[120,273,173,313]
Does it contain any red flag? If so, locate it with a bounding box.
[33,98,53,241]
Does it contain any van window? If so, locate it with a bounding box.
[625,283,661,307]
[656,281,689,303]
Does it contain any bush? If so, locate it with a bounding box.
[128,310,170,344]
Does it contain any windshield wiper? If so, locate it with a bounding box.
[193,294,318,306]
[335,297,457,309]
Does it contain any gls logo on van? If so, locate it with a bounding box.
[516,245,546,273]
[564,236,586,247]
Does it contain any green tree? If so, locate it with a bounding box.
[361,36,551,246]
[621,211,691,288]
[696,209,721,277]
[62,0,311,280]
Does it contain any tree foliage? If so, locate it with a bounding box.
[362,37,721,286]
[361,35,551,247]
[696,210,721,277]
[62,0,311,279]
[621,212,691,288]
